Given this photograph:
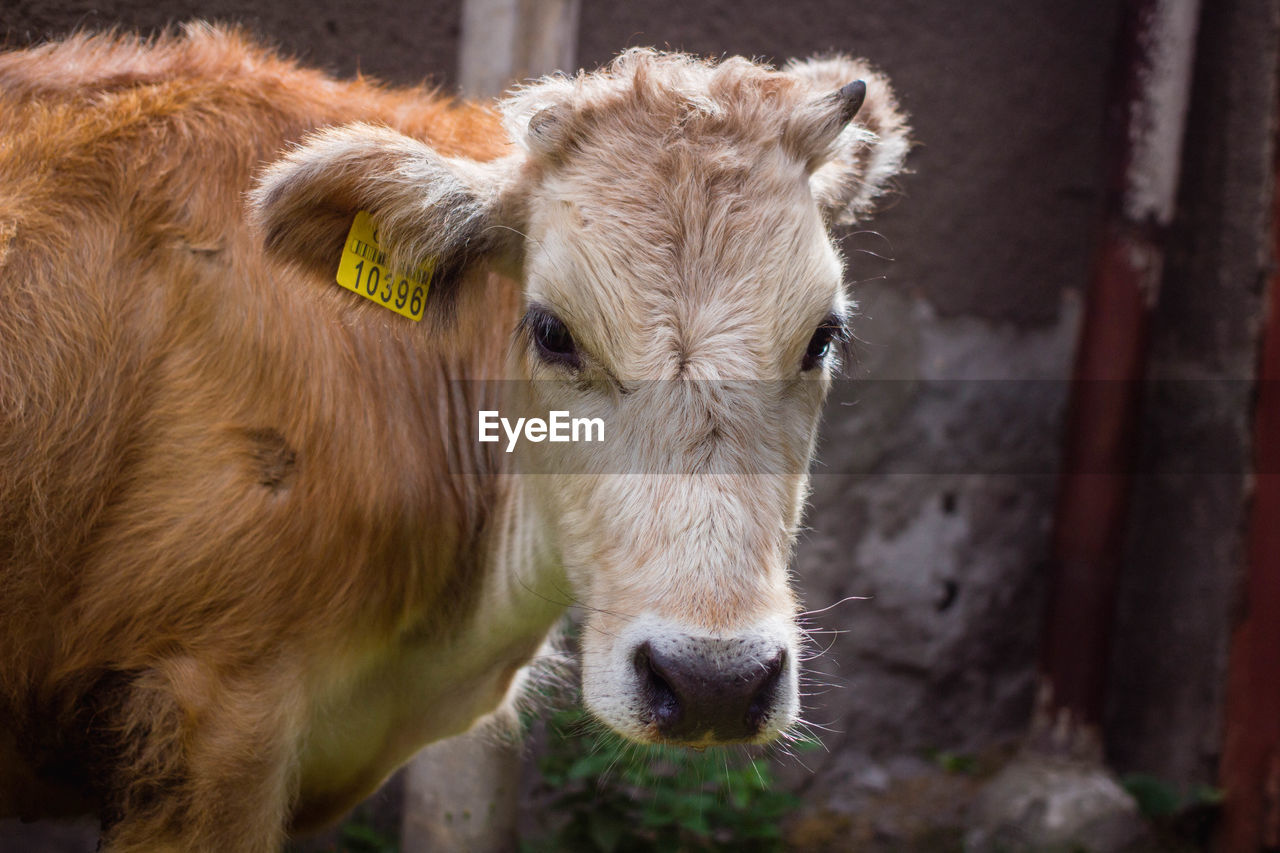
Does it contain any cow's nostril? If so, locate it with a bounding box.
[746,649,786,730]
[634,642,681,729]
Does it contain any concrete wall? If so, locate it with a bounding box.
[3,0,1277,847]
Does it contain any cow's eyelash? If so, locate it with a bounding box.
[802,313,851,371]
[519,304,581,369]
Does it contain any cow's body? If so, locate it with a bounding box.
[0,24,908,851]
[0,25,555,839]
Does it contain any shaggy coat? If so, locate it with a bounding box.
[0,24,907,851]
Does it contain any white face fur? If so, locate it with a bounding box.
[508,139,850,745]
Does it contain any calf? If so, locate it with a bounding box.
[0,24,908,851]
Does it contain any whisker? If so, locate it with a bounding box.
[799,595,869,618]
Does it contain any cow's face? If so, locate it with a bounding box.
[252,49,908,747]
[509,148,844,745]
[498,53,906,745]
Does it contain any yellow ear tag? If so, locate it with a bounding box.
[335,211,434,322]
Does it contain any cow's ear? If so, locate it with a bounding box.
[250,123,521,285]
[782,56,911,226]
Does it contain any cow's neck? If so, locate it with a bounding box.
[295,430,567,825]
[468,471,568,667]
[407,372,568,717]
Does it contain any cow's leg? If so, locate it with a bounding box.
[93,662,302,853]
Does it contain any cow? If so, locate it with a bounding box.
[0,23,909,851]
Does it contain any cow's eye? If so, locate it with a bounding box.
[525,306,580,368]
[802,317,843,371]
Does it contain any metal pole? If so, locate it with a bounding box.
[1217,133,1280,851]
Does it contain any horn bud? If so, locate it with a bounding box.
[525,104,571,159]
[784,78,870,169]
[835,79,867,125]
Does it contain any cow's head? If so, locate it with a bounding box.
[253,50,908,747]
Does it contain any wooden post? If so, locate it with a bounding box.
[1030,0,1200,760]
[458,0,581,97]
[401,728,524,852]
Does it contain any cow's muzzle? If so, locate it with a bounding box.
[631,635,790,743]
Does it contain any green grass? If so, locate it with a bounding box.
[521,707,814,853]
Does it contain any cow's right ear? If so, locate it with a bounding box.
[250,123,522,286]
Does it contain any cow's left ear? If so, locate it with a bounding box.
[782,56,911,226]
[250,123,522,284]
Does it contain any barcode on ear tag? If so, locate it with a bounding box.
[335,211,434,321]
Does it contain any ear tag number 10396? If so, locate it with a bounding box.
[335,211,434,322]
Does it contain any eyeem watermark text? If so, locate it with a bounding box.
[478,410,605,453]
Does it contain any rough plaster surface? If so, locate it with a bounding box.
[788,285,1079,821]
[576,0,1119,325]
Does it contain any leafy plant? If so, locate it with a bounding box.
[337,812,400,853]
[522,707,811,853]
[925,749,982,776]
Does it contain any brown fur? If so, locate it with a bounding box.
[0,24,514,850]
